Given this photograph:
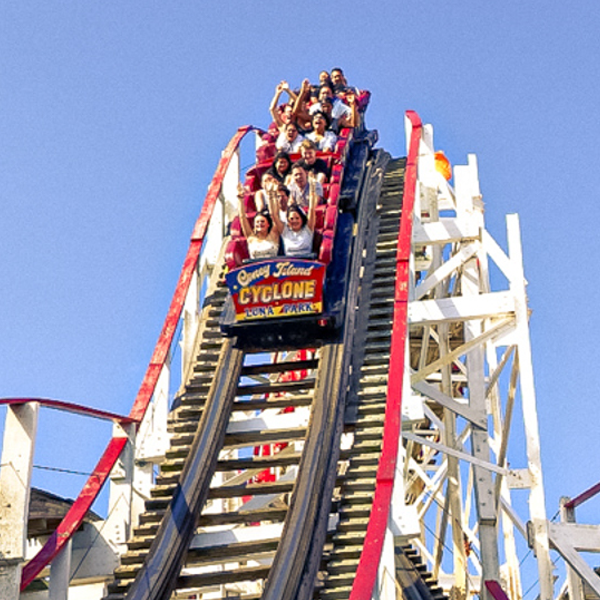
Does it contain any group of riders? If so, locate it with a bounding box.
[238,68,360,260]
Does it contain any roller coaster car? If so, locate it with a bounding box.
[220,125,377,351]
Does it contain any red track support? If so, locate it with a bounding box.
[563,480,600,509]
[349,111,422,600]
[129,124,256,422]
[485,580,511,600]
[17,124,258,591]
[21,436,128,589]
[0,398,133,423]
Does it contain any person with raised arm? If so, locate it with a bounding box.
[309,84,352,121]
[275,184,291,223]
[269,80,299,132]
[254,171,280,212]
[271,173,318,258]
[237,183,280,260]
[320,92,358,134]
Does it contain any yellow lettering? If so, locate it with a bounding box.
[239,288,251,305]
[293,281,304,299]
[282,281,293,299]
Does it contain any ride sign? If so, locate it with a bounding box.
[226,258,326,321]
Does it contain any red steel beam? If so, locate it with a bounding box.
[564,480,600,509]
[0,397,133,424]
[349,110,422,600]
[129,124,256,421]
[485,580,511,600]
[21,435,128,589]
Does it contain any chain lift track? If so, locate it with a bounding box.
[5,111,596,600]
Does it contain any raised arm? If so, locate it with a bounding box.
[269,82,286,128]
[267,183,285,234]
[338,92,358,129]
[307,173,318,231]
[292,78,312,125]
[237,183,253,240]
[281,80,298,103]
[270,81,298,129]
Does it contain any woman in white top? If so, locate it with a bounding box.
[237,184,280,260]
[269,80,299,133]
[306,111,337,152]
[271,173,318,257]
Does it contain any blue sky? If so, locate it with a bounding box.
[2,0,600,569]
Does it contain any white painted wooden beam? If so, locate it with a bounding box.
[412,380,486,429]
[549,522,600,551]
[409,292,515,325]
[414,243,479,300]
[0,402,39,600]
[191,523,284,549]
[548,522,600,597]
[225,410,309,435]
[413,219,479,245]
[402,432,508,476]
[411,317,513,384]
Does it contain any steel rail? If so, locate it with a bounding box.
[260,137,379,600]
[125,340,244,600]
[298,148,392,600]
[106,125,366,598]
[349,110,423,600]
[20,124,258,591]
[261,342,347,600]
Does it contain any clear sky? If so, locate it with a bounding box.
[2,0,600,582]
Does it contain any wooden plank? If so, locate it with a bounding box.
[409,291,515,325]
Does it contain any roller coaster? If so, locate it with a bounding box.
[2,90,600,600]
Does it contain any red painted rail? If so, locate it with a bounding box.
[0,398,133,423]
[485,580,511,600]
[349,111,422,600]
[19,124,258,590]
[563,480,600,509]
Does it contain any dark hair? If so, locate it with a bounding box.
[266,151,291,184]
[291,161,306,173]
[318,71,333,88]
[273,151,291,169]
[331,67,344,75]
[277,184,290,196]
[255,210,273,233]
[286,204,308,228]
[312,110,331,128]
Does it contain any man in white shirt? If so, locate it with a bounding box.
[309,85,352,121]
[276,122,305,153]
[288,163,323,208]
